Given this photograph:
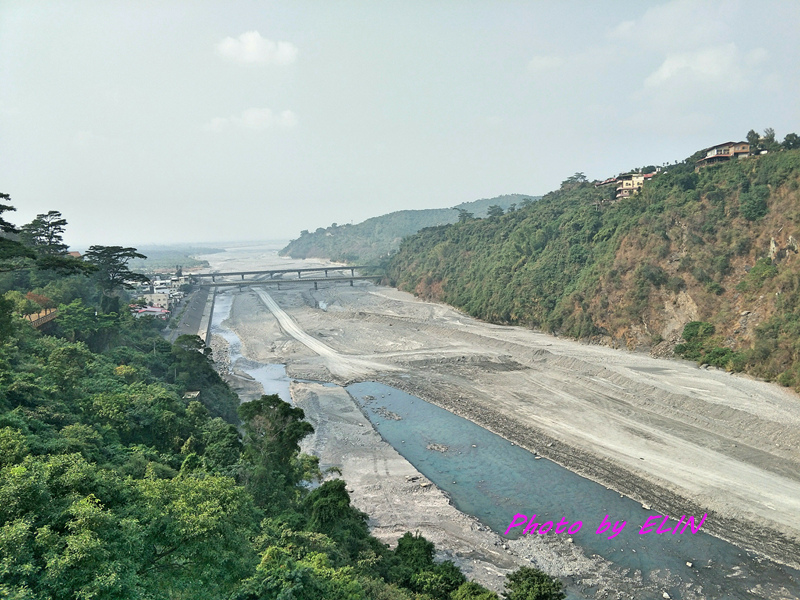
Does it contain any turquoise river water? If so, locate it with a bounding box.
[346,381,800,600]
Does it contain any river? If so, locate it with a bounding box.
[347,381,800,600]
[201,243,800,599]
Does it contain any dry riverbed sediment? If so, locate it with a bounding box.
[206,266,800,595]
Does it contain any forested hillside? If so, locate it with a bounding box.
[280,194,536,264]
[127,244,225,273]
[388,146,800,391]
[0,196,563,599]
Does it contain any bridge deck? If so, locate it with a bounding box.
[196,275,381,288]
[191,265,376,278]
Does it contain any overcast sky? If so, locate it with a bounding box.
[2,1,799,248]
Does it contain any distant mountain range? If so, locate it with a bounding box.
[279,194,538,264]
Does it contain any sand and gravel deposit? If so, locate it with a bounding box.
[200,247,800,595]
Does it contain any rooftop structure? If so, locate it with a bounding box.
[696,141,750,168]
[133,306,170,319]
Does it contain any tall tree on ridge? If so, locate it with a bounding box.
[0,193,36,269]
[746,129,760,152]
[0,192,19,234]
[84,245,149,312]
[20,210,69,255]
[784,133,800,150]
[84,245,149,291]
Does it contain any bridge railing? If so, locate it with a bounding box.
[194,274,383,288]
[27,308,59,329]
[190,265,380,280]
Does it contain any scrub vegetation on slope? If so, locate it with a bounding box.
[388,147,800,391]
[280,194,537,264]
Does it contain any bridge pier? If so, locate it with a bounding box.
[350,279,354,286]
[297,270,302,278]
[314,281,318,290]
[350,268,355,276]
[212,275,215,282]
[241,274,244,280]
[324,269,328,277]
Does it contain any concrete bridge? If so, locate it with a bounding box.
[195,275,382,290]
[190,265,377,282]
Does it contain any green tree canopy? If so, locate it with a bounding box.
[762,127,781,152]
[453,581,500,599]
[487,205,505,218]
[20,211,68,255]
[0,194,37,271]
[503,566,565,600]
[561,172,587,190]
[84,245,149,291]
[565,172,587,184]
[239,394,314,469]
[746,129,760,151]
[0,193,19,234]
[456,209,475,223]
[784,132,800,150]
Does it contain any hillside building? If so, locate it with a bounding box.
[140,291,170,309]
[696,141,750,168]
[615,172,654,199]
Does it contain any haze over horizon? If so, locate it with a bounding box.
[2,1,799,248]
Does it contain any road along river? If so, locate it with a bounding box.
[200,244,800,599]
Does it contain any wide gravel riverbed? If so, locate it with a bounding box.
[200,244,800,599]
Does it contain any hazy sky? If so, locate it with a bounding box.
[2,1,799,248]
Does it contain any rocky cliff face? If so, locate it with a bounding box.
[597,192,800,348]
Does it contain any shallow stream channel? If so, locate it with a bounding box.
[211,291,800,600]
[211,293,292,402]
